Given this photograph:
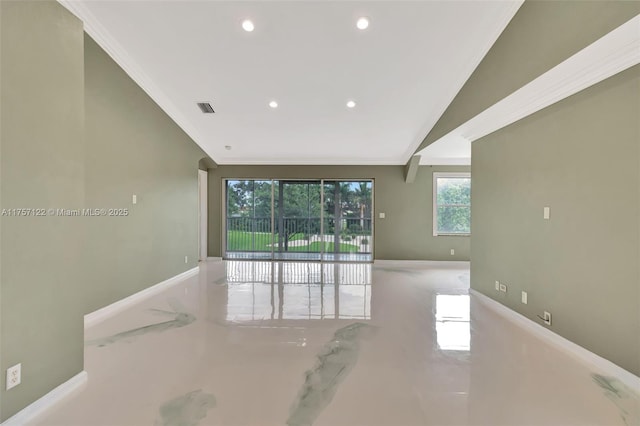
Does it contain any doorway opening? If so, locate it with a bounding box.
[198,169,208,261]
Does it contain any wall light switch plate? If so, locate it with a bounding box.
[379,212,385,219]
[184,256,188,264]
[543,206,550,219]
[495,281,500,291]
[132,194,137,205]
[450,249,455,256]
[6,363,21,390]
[521,291,528,304]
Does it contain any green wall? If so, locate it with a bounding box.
[208,165,470,261]
[0,1,85,420]
[0,1,207,420]
[471,65,639,376]
[413,0,640,154]
[84,34,205,314]
[409,0,640,376]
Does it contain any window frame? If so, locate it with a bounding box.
[432,172,471,237]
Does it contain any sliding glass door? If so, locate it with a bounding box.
[225,180,273,259]
[274,180,322,261]
[321,181,372,261]
[225,179,373,262]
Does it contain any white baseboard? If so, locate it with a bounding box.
[84,267,199,329]
[471,289,640,392]
[1,371,88,426]
[374,259,470,268]
[207,258,466,264]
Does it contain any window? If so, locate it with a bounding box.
[433,172,471,236]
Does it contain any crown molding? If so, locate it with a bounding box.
[58,1,210,158]
[217,156,405,166]
[419,156,470,166]
[417,14,640,163]
[402,0,524,164]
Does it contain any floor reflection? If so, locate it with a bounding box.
[224,261,371,321]
[435,294,470,351]
[226,252,373,262]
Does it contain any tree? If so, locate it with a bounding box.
[354,182,372,232]
[436,178,471,234]
[226,180,374,253]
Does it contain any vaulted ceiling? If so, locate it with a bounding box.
[61,0,522,165]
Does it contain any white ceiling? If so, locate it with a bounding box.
[61,0,522,165]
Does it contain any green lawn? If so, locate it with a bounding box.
[226,231,360,253]
[288,233,306,241]
[226,230,274,251]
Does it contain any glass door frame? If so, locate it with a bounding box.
[275,179,323,261]
[222,178,374,262]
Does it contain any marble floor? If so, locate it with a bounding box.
[28,260,638,426]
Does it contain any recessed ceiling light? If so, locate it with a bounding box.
[269,100,278,109]
[356,17,369,30]
[346,100,356,108]
[242,20,255,32]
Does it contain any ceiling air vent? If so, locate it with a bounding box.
[197,102,215,114]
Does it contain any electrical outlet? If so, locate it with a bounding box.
[499,283,507,292]
[184,256,188,264]
[495,281,500,291]
[6,363,21,390]
[521,291,528,304]
[379,212,385,219]
[450,249,455,256]
[542,311,551,325]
